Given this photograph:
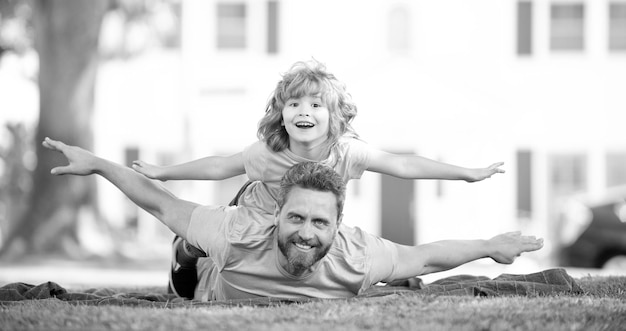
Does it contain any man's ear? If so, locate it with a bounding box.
[337,214,343,227]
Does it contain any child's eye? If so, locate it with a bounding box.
[312,103,321,108]
[289,102,299,107]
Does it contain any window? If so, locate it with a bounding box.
[387,6,411,53]
[517,150,533,217]
[517,1,533,55]
[267,1,279,54]
[550,3,585,51]
[380,150,415,246]
[609,2,626,51]
[217,3,246,49]
[124,147,139,169]
[607,152,626,187]
[124,147,140,230]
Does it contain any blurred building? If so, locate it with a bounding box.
[92,0,626,264]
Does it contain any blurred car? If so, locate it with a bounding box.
[556,186,626,269]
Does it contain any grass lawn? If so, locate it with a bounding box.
[1,276,625,331]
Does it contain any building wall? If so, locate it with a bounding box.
[94,0,626,262]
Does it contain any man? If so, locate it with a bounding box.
[43,137,544,301]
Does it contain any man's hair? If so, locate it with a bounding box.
[277,162,346,219]
[257,59,358,153]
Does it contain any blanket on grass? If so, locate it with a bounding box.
[0,268,584,308]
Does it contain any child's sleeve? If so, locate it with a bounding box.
[242,141,267,181]
[243,140,294,185]
[343,138,373,180]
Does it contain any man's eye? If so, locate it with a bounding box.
[313,220,328,226]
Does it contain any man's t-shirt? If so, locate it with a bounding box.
[239,137,371,216]
[186,204,401,301]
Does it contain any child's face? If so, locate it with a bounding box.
[281,95,330,150]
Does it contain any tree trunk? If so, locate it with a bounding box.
[0,0,110,258]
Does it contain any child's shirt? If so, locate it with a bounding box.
[240,137,371,216]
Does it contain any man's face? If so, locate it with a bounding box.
[275,186,342,276]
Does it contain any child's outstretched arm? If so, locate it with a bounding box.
[367,149,504,182]
[132,154,245,181]
[393,231,543,279]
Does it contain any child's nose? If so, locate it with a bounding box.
[299,104,312,115]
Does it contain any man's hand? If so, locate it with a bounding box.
[488,231,543,264]
[42,137,98,176]
[43,137,198,238]
[465,162,505,182]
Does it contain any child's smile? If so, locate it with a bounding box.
[294,121,315,128]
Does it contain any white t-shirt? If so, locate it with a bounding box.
[239,137,371,216]
[186,137,384,301]
[187,204,400,301]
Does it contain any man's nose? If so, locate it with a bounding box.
[297,221,314,240]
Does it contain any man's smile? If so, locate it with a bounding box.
[294,242,313,251]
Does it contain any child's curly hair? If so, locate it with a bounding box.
[257,60,358,152]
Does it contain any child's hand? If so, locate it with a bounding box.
[466,162,505,182]
[132,160,165,181]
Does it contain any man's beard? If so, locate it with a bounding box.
[277,228,333,276]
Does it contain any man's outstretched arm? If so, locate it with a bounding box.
[43,137,199,238]
[393,231,544,279]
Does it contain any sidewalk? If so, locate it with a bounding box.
[0,258,170,289]
[418,257,626,284]
[1,256,624,290]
